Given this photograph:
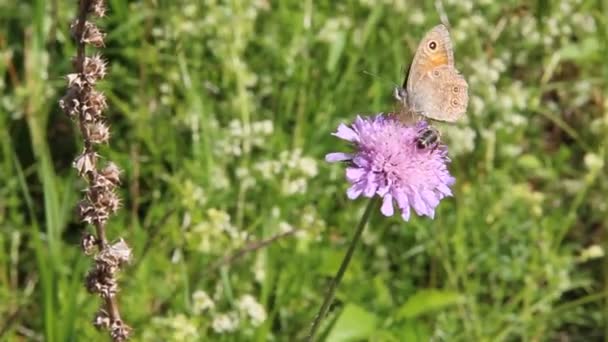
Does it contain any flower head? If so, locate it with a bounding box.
[326,114,455,221]
[212,312,240,334]
[192,290,215,314]
[237,294,267,327]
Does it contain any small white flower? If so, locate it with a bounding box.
[271,207,281,218]
[443,126,476,156]
[211,167,230,190]
[502,144,523,158]
[584,153,604,172]
[229,119,243,137]
[317,17,352,43]
[302,211,315,226]
[164,314,199,340]
[498,92,514,111]
[409,9,425,25]
[470,95,485,116]
[235,166,250,179]
[278,221,294,234]
[298,157,318,178]
[237,295,267,327]
[580,245,604,261]
[282,177,307,195]
[192,290,215,314]
[252,120,274,135]
[254,160,282,179]
[212,312,240,334]
[183,3,198,17]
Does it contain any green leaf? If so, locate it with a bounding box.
[326,31,347,72]
[373,276,393,307]
[560,37,601,62]
[401,320,431,342]
[517,154,543,170]
[326,304,378,342]
[318,250,346,277]
[397,289,463,319]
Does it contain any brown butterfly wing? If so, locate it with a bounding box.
[405,24,454,95]
[408,65,468,122]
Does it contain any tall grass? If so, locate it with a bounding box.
[1,0,607,341]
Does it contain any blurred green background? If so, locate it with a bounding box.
[1,0,607,341]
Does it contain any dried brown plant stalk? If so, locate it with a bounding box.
[59,0,132,340]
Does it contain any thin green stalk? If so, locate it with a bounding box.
[307,197,378,341]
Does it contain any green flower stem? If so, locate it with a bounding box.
[307,197,379,341]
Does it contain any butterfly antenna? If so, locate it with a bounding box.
[434,0,451,29]
[361,70,400,89]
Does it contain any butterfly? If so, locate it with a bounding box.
[393,24,469,148]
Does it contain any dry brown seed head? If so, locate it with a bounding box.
[110,320,132,342]
[100,162,121,186]
[66,73,86,89]
[81,233,98,255]
[83,54,108,84]
[59,87,81,119]
[79,89,108,121]
[71,20,106,47]
[89,0,107,17]
[93,309,111,330]
[85,266,118,298]
[88,122,111,144]
[73,150,98,176]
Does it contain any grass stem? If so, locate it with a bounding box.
[307,197,378,341]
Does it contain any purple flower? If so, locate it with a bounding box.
[326,114,455,221]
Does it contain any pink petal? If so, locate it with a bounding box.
[445,175,456,186]
[347,184,363,199]
[326,152,352,163]
[436,183,453,196]
[346,167,366,182]
[353,156,369,168]
[410,191,430,217]
[381,194,394,216]
[394,190,409,210]
[363,174,377,197]
[333,123,358,142]
[421,189,440,209]
[400,205,411,221]
[377,178,393,196]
